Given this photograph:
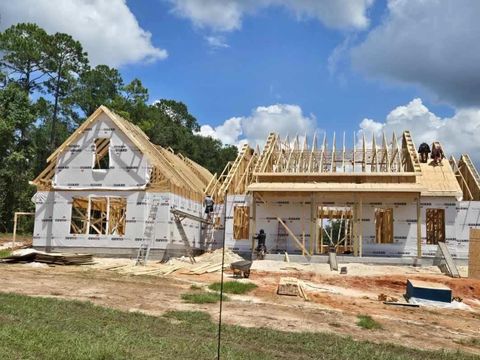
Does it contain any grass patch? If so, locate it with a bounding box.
[356,315,383,330]
[208,281,257,294]
[181,291,228,304]
[0,249,11,258]
[0,293,476,359]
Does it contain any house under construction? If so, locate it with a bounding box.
[208,131,480,262]
[31,106,213,260]
[31,105,480,263]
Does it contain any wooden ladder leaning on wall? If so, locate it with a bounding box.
[136,198,161,266]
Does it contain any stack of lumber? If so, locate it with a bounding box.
[1,249,93,265]
[182,249,244,275]
[35,253,93,265]
[106,248,245,277]
[277,277,309,300]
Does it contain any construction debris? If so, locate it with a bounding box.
[105,249,244,277]
[383,301,419,308]
[377,293,398,302]
[1,249,93,265]
[329,251,338,271]
[435,242,460,278]
[277,277,309,300]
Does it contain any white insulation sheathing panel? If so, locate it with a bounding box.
[32,191,203,250]
[218,194,480,259]
[54,113,150,190]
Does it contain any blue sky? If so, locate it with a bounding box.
[124,0,451,132]
[1,0,480,159]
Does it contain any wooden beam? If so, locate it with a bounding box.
[383,131,390,172]
[417,196,422,258]
[331,132,336,173]
[319,133,326,173]
[362,133,366,172]
[277,217,311,259]
[308,132,317,172]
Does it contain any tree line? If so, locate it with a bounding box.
[0,23,237,232]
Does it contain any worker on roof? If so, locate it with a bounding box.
[204,195,214,217]
[431,142,445,166]
[418,142,430,163]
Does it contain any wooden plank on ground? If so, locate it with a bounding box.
[438,242,460,278]
[328,251,338,271]
[277,217,311,260]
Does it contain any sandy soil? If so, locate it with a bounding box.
[0,259,479,355]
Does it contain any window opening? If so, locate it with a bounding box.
[93,138,110,169]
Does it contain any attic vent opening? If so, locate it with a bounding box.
[93,138,110,170]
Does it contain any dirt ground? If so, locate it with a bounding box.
[1,258,479,355]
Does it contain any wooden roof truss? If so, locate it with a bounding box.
[252,130,418,174]
[450,154,480,200]
[208,143,257,202]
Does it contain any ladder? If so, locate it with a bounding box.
[136,199,160,266]
[172,214,196,263]
[204,212,216,251]
[170,208,213,263]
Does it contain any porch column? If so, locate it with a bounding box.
[359,197,363,257]
[416,196,422,258]
[353,196,359,257]
[309,192,315,255]
[250,192,257,258]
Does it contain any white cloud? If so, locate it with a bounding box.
[205,35,230,48]
[169,0,374,32]
[199,117,242,145]
[0,0,167,67]
[351,0,480,106]
[358,98,480,162]
[198,104,318,148]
